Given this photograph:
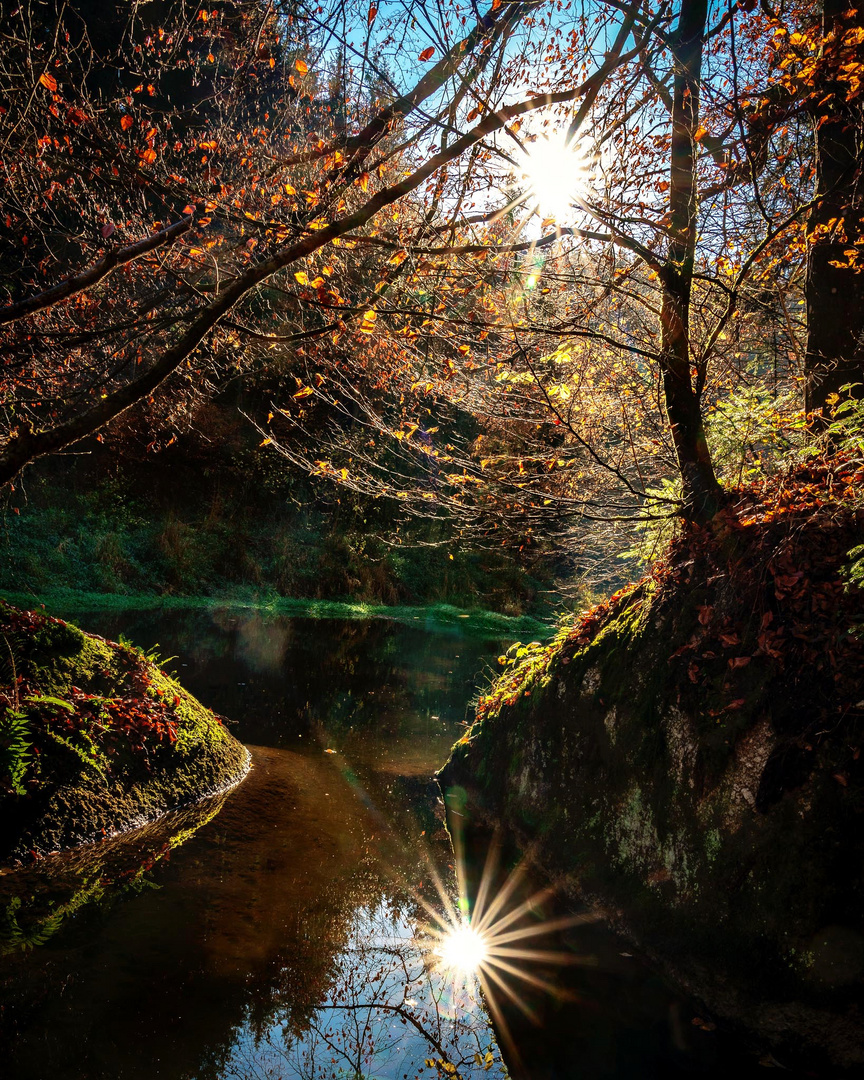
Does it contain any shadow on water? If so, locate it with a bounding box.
[0,608,800,1078]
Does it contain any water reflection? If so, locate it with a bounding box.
[223,901,505,1080]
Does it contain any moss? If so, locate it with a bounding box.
[0,602,249,862]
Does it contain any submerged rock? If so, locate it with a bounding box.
[0,601,249,863]
[441,461,864,1070]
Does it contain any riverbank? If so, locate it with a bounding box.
[0,601,249,863]
[0,588,552,639]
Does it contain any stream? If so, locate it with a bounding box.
[0,608,774,1079]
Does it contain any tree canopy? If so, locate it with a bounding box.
[1,0,862,553]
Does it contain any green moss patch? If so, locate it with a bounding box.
[0,601,248,863]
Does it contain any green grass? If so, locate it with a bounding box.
[0,587,552,640]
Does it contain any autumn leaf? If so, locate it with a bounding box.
[294,271,309,285]
[120,115,134,131]
[367,3,378,25]
[388,249,408,265]
[293,385,314,399]
[284,183,297,196]
[295,58,308,76]
[142,148,157,163]
[39,72,57,92]
[359,172,370,193]
[418,46,435,61]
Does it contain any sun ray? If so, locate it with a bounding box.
[480,962,540,1023]
[482,954,567,997]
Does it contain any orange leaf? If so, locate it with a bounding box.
[39,72,57,92]
[120,115,134,131]
[367,3,378,24]
[418,47,435,61]
[142,148,157,163]
[359,172,369,193]
[295,58,308,76]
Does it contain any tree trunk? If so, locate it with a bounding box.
[660,0,724,521]
[804,0,864,423]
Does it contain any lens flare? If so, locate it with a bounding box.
[438,922,488,973]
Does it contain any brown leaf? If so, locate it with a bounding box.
[728,656,750,670]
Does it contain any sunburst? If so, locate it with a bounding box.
[411,828,599,1066]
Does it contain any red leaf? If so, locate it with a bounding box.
[418,46,435,61]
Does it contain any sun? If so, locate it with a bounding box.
[437,922,489,974]
[518,133,592,224]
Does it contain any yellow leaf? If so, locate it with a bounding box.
[359,172,370,193]
[295,58,308,76]
[294,271,309,285]
[259,437,272,446]
[293,385,314,399]
[388,249,408,265]
[284,183,297,196]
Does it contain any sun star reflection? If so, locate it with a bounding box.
[438,922,488,974]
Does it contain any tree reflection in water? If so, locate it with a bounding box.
[224,900,506,1080]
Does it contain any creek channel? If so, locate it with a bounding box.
[0,607,776,1079]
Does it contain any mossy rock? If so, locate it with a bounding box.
[0,601,249,862]
[441,499,864,1070]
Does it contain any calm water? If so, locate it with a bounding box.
[0,609,771,1079]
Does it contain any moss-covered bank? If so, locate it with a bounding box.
[441,459,864,1070]
[0,601,249,863]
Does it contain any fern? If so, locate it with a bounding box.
[0,708,31,795]
[44,727,107,780]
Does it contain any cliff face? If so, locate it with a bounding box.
[0,602,249,862]
[441,461,864,1069]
